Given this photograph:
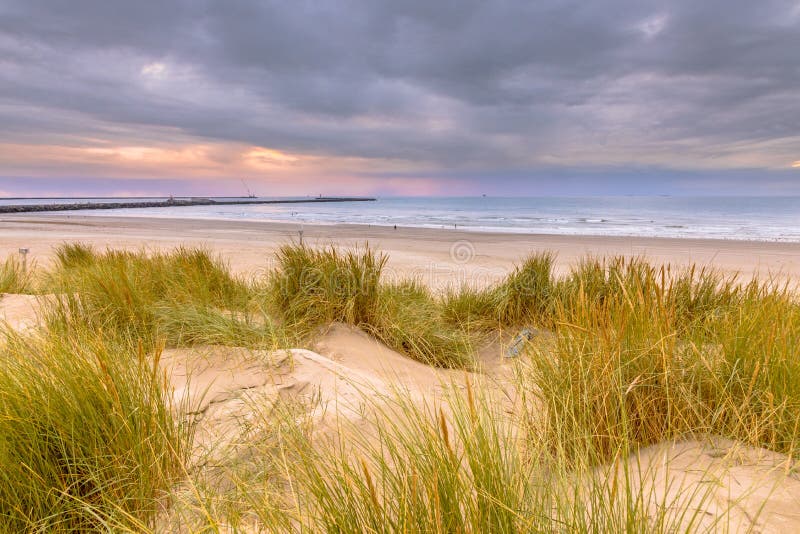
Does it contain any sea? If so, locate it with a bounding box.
[2,196,799,243]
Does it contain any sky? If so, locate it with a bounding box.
[1,0,799,197]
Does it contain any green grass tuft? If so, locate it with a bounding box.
[53,242,97,270]
[491,251,556,325]
[368,281,474,369]
[0,254,36,293]
[154,304,286,348]
[526,257,800,464]
[46,245,257,346]
[440,283,498,331]
[440,251,556,330]
[268,243,385,329]
[0,328,190,531]
[269,243,474,368]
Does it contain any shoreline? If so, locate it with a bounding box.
[7,194,793,244]
[5,211,799,245]
[40,210,800,244]
[1,213,799,285]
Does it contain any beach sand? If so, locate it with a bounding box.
[3,214,800,531]
[2,214,799,287]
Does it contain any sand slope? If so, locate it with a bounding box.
[0,293,40,332]
[159,328,800,532]
[2,289,798,531]
[604,437,800,532]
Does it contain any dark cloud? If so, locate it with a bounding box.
[0,0,799,187]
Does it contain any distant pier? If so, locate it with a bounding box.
[0,197,376,214]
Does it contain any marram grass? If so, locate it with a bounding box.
[3,242,800,531]
[173,378,729,533]
[269,243,473,368]
[268,243,386,328]
[0,327,190,532]
[440,251,556,330]
[368,280,473,369]
[526,256,800,463]
[0,254,37,293]
[45,244,262,348]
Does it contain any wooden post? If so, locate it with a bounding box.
[18,248,29,274]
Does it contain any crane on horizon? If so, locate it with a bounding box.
[240,179,257,198]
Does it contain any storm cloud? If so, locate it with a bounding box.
[0,0,799,195]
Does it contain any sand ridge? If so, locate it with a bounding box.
[156,325,800,532]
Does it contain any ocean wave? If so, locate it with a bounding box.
[30,196,800,243]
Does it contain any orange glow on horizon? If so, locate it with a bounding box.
[0,140,449,195]
[0,142,313,177]
[243,147,300,168]
[83,145,210,164]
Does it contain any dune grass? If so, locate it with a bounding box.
[3,241,800,530]
[239,248,798,530]
[153,304,286,348]
[0,254,36,293]
[440,283,498,331]
[440,251,555,331]
[53,242,97,270]
[0,327,189,532]
[269,243,473,368]
[176,378,726,532]
[280,388,537,532]
[491,250,556,325]
[367,280,473,368]
[45,244,278,348]
[268,243,386,329]
[525,256,800,464]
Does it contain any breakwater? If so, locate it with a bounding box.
[0,197,376,214]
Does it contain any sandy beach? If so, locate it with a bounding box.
[3,213,800,531]
[6,1,800,529]
[2,214,799,287]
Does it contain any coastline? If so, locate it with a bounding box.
[2,213,799,285]
[3,214,800,531]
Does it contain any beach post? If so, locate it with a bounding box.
[18,248,29,274]
[299,224,304,245]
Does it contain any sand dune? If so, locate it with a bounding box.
[155,325,800,532]
[4,286,799,531]
[4,216,800,530]
[615,437,800,532]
